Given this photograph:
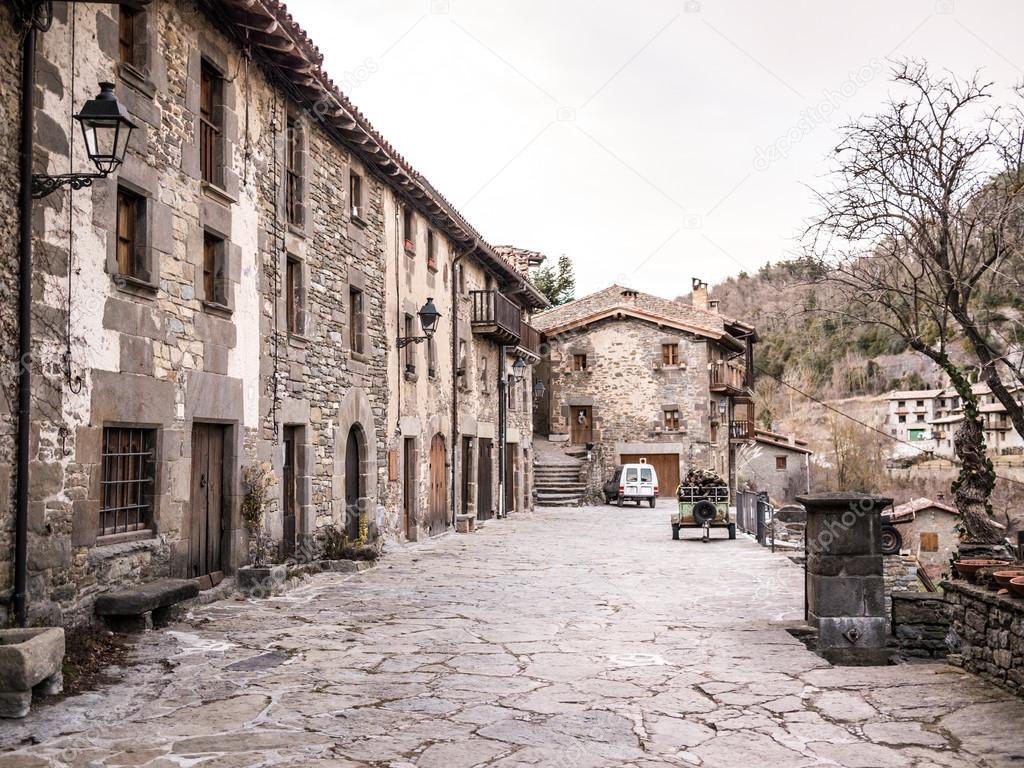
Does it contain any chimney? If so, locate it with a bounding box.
[692,278,709,310]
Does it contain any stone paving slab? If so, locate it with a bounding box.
[2,503,1024,767]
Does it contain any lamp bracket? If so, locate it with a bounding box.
[395,335,428,350]
[31,172,106,199]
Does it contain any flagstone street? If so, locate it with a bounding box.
[3,503,1023,768]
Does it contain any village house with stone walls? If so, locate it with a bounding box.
[735,428,812,505]
[532,281,756,499]
[0,0,546,627]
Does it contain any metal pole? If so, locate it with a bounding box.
[14,24,36,628]
[497,346,507,518]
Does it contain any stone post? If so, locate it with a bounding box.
[796,492,893,665]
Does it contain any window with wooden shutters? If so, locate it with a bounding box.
[776,455,788,470]
[199,61,223,186]
[404,314,415,374]
[920,532,939,552]
[349,287,365,355]
[203,232,227,306]
[427,230,437,271]
[664,410,680,431]
[662,343,679,365]
[286,255,304,336]
[285,115,303,226]
[350,172,364,220]
[403,208,415,253]
[572,354,587,371]
[119,6,138,66]
[100,427,155,537]
[116,187,147,281]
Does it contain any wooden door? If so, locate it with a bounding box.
[345,427,362,540]
[620,453,679,497]
[428,434,447,535]
[461,437,472,516]
[570,406,593,445]
[189,424,226,577]
[477,438,493,521]
[505,446,517,514]
[282,426,297,558]
[403,437,415,539]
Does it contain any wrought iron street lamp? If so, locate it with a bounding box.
[396,297,441,349]
[511,355,526,382]
[32,82,137,198]
[532,380,545,398]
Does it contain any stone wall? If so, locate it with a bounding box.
[738,443,809,505]
[883,554,921,618]
[892,592,950,659]
[944,581,1024,697]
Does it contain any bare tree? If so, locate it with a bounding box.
[807,61,1024,544]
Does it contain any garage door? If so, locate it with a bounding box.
[620,453,680,497]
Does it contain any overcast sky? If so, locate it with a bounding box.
[286,0,1024,297]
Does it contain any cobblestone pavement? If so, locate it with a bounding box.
[4,503,1024,767]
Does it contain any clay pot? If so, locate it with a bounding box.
[993,570,1024,590]
[1008,577,1024,599]
[954,559,1008,582]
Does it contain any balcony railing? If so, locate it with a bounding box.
[470,289,521,344]
[730,420,755,440]
[709,360,747,392]
[517,320,541,360]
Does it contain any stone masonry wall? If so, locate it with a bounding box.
[944,581,1024,697]
[892,592,950,660]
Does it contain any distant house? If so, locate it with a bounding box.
[888,497,959,582]
[737,429,812,505]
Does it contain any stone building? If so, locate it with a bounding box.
[736,428,812,505]
[533,281,756,497]
[0,0,544,626]
[887,497,959,582]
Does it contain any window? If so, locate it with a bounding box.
[898,415,907,424]
[428,338,437,378]
[349,287,365,355]
[119,6,138,66]
[916,400,924,407]
[662,344,679,365]
[776,455,788,470]
[203,232,227,306]
[480,355,489,392]
[403,208,415,253]
[458,339,467,375]
[710,423,718,442]
[625,467,638,482]
[286,255,303,335]
[938,399,946,408]
[507,375,517,410]
[457,264,466,294]
[116,187,147,281]
[285,115,303,226]
[427,230,437,271]
[920,532,939,552]
[199,61,223,186]
[404,314,416,374]
[100,427,155,537]
[350,172,364,220]
[572,354,587,371]
[664,410,680,430]
[897,401,906,408]
[640,467,653,483]
[916,414,925,422]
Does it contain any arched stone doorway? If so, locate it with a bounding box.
[428,433,447,536]
[344,424,365,541]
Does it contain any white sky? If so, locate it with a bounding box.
[286,0,1024,297]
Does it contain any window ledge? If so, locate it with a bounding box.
[350,350,369,364]
[404,247,417,257]
[288,332,310,347]
[202,181,236,207]
[404,369,419,383]
[427,262,438,273]
[352,213,369,229]
[94,529,156,548]
[114,273,158,298]
[202,299,233,318]
[118,62,155,99]
[287,221,307,239]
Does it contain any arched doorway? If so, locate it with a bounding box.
[345,425,364,541]
[428,434,447,536]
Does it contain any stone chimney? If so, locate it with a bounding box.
[692,278,709,310]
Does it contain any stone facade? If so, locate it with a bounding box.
[891,591,950,659]
[0,0,544,626]
[533,284,755,498]
[944,581,1024,697]
[736,429,811,505]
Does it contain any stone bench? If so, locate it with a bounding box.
[94,578,200,632]
[456,514,477,533]
[0,627,65,718]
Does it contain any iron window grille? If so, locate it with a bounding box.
[100,427,155,536]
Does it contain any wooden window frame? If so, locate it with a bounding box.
[349,287,365,356]
[403,207,415,254]
[664,409,681,431]
[572,354,587,371]
[285,255,305,336]
[404,314,416,375]
[202,232,228,307]
[116,186,148,281]
[119,5,138,66]
[662,343,679,366]
[100,426,156,538]
[920,532,939,552]
[199,60,224,187]
[350,172,364,222]
[285,114,304,227]
[427,229,437,271]
[776,455,788,470]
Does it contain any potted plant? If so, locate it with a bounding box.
[237,462,285,598]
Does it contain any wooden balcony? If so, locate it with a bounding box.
[470,290,521,344]
[730,420,755,440]
[517,320,541,361]
[709,360,747,393]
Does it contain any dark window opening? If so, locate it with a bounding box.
[776,455,788,470]
[350,172,364,220]
[203,232,227,306]
[116,186,146,280]
[572,354,587,371]
[200,61,223,185]
[285,115,303,226]
[349,287,365,355]
[101,426,155,536]
[403,208,415,253]
[427,229,437,270]
[119,6,138,66]
[404,314,416,374]
[286,255,303,335]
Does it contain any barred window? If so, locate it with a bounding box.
[101,427,155,537]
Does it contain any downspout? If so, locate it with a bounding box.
[14,26,36,628]
[498,345,507,518]
[450,240,477,527]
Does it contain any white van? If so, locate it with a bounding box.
[605,460,659,508]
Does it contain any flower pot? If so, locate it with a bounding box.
[953,559,1006,582]
[1008,577,1024,599]
[993,570,1024,590]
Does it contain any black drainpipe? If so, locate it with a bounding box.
[450,240,477,527]
[14,25,36,628]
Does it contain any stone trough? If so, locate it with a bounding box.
[0,627,65,718]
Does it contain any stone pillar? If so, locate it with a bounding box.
[796,492,893,665]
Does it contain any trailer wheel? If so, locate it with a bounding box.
[881,525,902,555]
[728,523,736,540]
[671,524,680,540]
[617,496,623,508]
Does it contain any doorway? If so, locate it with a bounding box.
[189,423,227,578]
[505,445,517,514]
[345,425,363,541]
[477,437,493,521]
[403,437,416,539]
[281,426,298,559]
[571,405,593,445]
[461,436,473,517]
[428,434,447,535]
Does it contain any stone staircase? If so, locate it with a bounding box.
[533,459,586,507]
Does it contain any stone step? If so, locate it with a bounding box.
[534,483,586,492]
[536,497,582,507]
[535,493,585,502]
[533,468,582,476]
